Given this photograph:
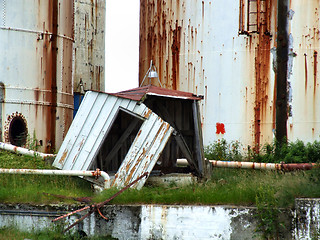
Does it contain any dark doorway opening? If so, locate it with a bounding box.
[9,116,27,147]
[93,109,144,173]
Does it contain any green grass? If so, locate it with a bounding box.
[1,141,320,209]
[0,150,93,204]
[0,226,116,240]
[93,168,320,208]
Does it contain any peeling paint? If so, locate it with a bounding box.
[140,0,320,147]
[0,0,74,152]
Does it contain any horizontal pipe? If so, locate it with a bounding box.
[209,160,317,171]
[176,158,189,167]
[0,168,110,189]
[0,142,55,159]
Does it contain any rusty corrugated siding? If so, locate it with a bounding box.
[112,112,173,189]
[73,0,105,92]
[0,0,74,152]
[139,0,320,148]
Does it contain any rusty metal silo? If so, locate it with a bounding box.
[0,0,74,153]
[140,0,320,149]
[73,0,105,93]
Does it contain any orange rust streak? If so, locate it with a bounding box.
[59,150,68,164]
[314,50,318,95]
[305,53,308,92]
[254,0,272,152]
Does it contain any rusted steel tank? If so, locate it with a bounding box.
[73,0,105,93]
[139,0,320,148]
[0,0,74,153]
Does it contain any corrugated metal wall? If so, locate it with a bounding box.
[0,0,74,152]
[139,0,320,148]
[73,0,105,93]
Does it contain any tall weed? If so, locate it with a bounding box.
[205,139,320,163]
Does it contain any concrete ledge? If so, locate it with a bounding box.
[0,199,318,239]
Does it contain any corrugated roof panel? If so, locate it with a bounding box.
[72,97,132,170]
[60,94,117,170]
[78,100,150,171]
[54,91,136,170]
[111,85,203,101]
[112,112,173,189]
[54,91,101,169]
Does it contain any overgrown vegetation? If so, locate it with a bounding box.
[93,167,320,208]
[204,138,320,163]
[1,139,320,238]
[0,139,320,207]
[0,150,93,204]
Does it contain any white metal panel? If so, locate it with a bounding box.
[73,97,135,170]
[112,113,174,190]
[53,91,173,190]
[54,91,136,170]
[54,91,105,169]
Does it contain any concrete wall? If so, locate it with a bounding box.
[0,199,319,239]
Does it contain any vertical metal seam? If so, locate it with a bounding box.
[275,0,289,143]
[2,0,5,27]
[49,0,59,153]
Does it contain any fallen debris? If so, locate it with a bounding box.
[52,172,148,232]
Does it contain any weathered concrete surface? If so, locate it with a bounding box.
[0,199,317,239]
[294,198,320,239]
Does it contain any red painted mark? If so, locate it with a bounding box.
[216,123,226,134]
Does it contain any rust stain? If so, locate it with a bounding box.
[171,22,181,90]
[126,163,131,172]
[59,149,68,164]
[254,0,272,152]
[139,0,183,90]
[4,112,28,146]
[41,0,59,153]
[314,50,318,94]
[143,109,153,119]
[124,165,137,186]
[137,129,142,138]
[305,53,308,92]
[34,88,40,117]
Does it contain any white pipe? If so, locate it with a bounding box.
[209,160,316,171]
[0,168,110,189]
[210,160,279,170]
[0,142,55,159]
[176,158,189,167]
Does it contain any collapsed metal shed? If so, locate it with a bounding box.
[53,86,205,189]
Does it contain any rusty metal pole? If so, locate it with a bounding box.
[275,0,289,146]
[47,0,59,154]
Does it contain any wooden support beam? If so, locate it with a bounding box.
[103,118,141,169]
[192,100,205,177]
[155,101,199,173]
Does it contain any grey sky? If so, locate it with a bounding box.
[105,0,140,93]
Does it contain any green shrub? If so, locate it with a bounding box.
[204,139,243,161]
[205,139,320,164]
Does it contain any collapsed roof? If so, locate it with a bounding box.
[53,86,205,189]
